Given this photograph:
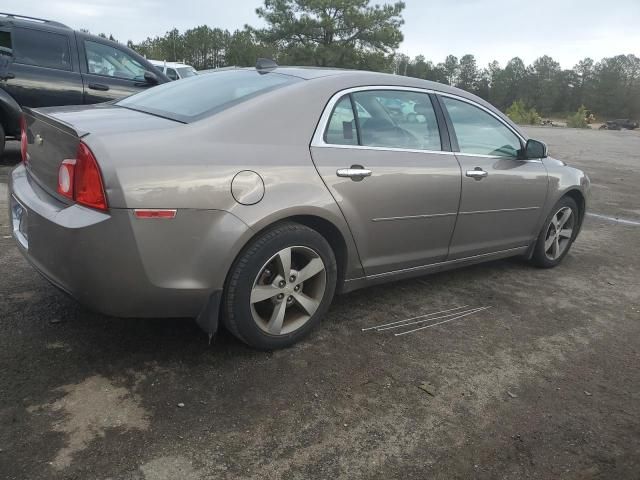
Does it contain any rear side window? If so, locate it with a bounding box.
[12,27,71,71]
[354,90,441,151]
[117,70,301,122]
[324,90,442,151]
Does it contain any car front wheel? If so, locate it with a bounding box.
[223,222,337,350]
[531,196,579,268]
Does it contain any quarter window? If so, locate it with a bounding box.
[324,90,441,151]
[324,96,357,145]
[12,28,71,71]
[85,41,146,81]
[442,97,521,158]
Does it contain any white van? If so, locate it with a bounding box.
[149,60,198,81]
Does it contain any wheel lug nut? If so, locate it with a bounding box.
[277,293,284,300]
[289,275,296,282]
[288,296,293,301]
[278,280,286,288]
[294,285,300,291]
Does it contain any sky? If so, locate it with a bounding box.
[3,0,640,68]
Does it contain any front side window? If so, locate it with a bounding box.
[166,68,178,81]
[84,40,146,81]
[12,28,71,71]
[442,97,521,158]
[177,67,197,78]
[117,69,301,122]
[324,90,441,151]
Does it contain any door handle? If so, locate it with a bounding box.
[88,83,109,91]
[336,166,372,181]
[466,168,488,180]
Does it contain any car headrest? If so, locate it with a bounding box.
[414,102,431,116]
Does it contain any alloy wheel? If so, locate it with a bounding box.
[544,206,575,260]
[250,246,327,335]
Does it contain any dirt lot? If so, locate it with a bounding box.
[1,127,639,480]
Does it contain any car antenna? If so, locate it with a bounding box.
[256,58,278,74]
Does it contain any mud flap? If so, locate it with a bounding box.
[195,290,222,342]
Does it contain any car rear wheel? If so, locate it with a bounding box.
[0,123,5,159]
[223,222,337,350]
[531,196,579,268]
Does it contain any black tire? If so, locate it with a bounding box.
[0,123,5,159]
[530,196,579,268]
[223,222,337,350]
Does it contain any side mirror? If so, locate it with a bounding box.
[524,139,548,159]
[143,70,159,85]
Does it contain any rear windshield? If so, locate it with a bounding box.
[117,70,301,122]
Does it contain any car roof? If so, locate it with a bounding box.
[272,66,478,97]
[0,13,71,32]
[266,66,526,137]
[254,66,470,96]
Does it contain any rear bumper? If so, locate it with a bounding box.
[9,164,249,318]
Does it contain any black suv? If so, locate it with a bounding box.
[0,12,169,155]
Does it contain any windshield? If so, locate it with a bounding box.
[177,67,197,78]
[117,70,301,122]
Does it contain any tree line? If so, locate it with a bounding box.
[112,0,638,120]
[393,53,640,119]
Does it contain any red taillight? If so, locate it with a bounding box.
[74,142,108,211]
[20,115,28,164]
[56,142,108,211]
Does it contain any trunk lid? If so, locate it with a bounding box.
[23,104,180,200]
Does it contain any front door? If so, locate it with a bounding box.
[439,95,548,259]
[79,39,153,103]
[311,88,461,276]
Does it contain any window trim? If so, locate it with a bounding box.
[312,85,527,157]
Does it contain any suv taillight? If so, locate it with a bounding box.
[57,142,108,211]
[20,115,28,164]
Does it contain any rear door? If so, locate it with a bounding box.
[78,37,156,103]
[2,26,83,107]
[438,95,548,259]
[310,87,461,276]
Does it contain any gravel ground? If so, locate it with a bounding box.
[0,127,639,480]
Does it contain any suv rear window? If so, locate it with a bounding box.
[12,27,72,71]
[117,70,301,122]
